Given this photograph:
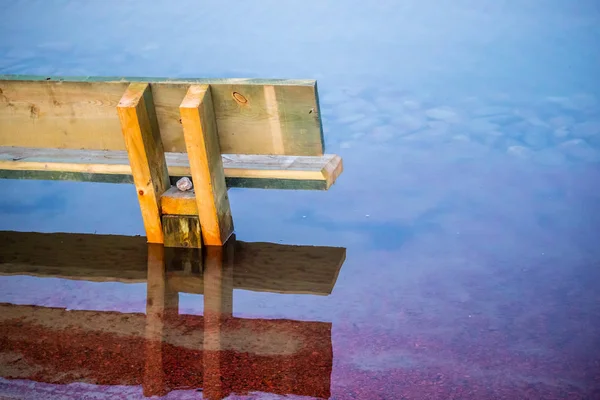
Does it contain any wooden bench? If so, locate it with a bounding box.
[0,76,343,247]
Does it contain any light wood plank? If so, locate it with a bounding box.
[263,85,285,154]
[0,76,324,156]
[323,154,344,189]
[160,186,198,215]
[118,83,170,243]
[180,85,233,245]
[161,214,202,248]
[0,146,342,190]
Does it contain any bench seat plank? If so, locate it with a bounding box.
[0,146,343,190]
[0,76,324,156]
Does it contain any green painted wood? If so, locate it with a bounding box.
[0,75,325,156]
[225,177,327,190]
[0,170,135,184]
[0,171,329,190]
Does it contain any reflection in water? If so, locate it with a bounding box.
[0,231,346,399]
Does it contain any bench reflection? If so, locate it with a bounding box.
[0,231,346,399]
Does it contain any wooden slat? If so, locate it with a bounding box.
[0,231,345,295]
[117,83,170,244]
[180,85,233,245]
[160,186,198,215]
[0,76,324,156]
[322,154,344,189]
[161,214,202,248]
[0,147,342,190]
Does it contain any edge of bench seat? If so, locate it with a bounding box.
[0,147,343,190]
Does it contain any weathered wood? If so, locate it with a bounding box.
[0,231,346,295]
[117,83,170,244]
[161,214,202,248]
[322,154,344,189]
[144,243,174,397]
[0,147,342,190]
[180,85,233,245]
[0,76,324,156]
[160,186,198,215]
[221,153,342,189]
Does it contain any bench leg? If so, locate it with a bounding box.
[180,85,234,246]
[118,83,170,244]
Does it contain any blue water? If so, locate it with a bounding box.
[1,1,599,399]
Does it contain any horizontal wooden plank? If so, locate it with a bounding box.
[0,76,324,156]
[0,75,316,86]
[0,146,342,190]
[0,231,346,295]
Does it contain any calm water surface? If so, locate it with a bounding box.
[1,1,599,399]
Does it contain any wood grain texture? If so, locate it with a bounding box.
[0,76,324,156]
[322,154,344,189]
[0,231,345,295]
[161,215,202,248]
[180,85,233,245]
[160,186,198,215]
[0,147,343,189]
[118,83,170,243]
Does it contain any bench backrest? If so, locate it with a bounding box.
[0,75,325,156]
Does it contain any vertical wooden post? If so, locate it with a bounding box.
[180,85,234,246]
[203,238,235,400]
[162,214,203,248]
[118,83,170,243]
[143,243,179,397]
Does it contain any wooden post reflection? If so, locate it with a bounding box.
[143,243,179,397]
[203,237,235,400]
